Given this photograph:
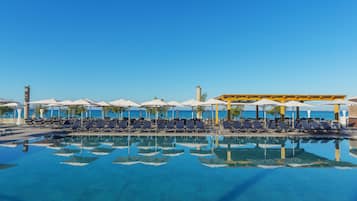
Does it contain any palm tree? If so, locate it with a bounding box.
[68,106,87,117]
[0,106,14,117]
[102,106,111,118]
[230,105,244,120]
[146,97,169,119]
[108,106,126,119]
[267,106,281,119]
[34,105,48,118]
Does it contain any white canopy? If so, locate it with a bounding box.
[110,99,140,107]
[68,99,98,106]
[167,101,184,107]
[283,101,313,107]
[30,98,59,105]
[201,98,227,106]
[0,102,22,107]
[325,99,357,106]
[349,97,357,102]
[249,99,283,106]
[125,100,141,107]
[59,100,73,106]
[231,102,249,106]
[181,99,204,107]
[141,99,168,107]
[110,99,128,107]
[96,101,111,107]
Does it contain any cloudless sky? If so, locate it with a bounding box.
[1,0,357,102]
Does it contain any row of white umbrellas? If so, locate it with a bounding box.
[2,97,355,109]
[3,97,357,119]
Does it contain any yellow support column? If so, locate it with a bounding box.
[281,144,286,160]
[280,100,285,120]
[334,104,340,121]
[227,101,231,121]
[215,104,219,125]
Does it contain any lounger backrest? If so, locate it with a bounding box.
[196,121,204,129]
[302,121,310,130]
[143,121,151,129]
[187,120,195,129]
[244,121,252,129]
[223,121,232,129]
[176,121,184,129]
[167,121,175,129]
[253,121,262,129]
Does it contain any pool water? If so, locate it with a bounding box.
[1,135,357,201]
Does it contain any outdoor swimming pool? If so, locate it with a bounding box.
[1,135,357,201]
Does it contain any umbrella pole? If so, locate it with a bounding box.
[292,108,295,129]
[263,106,267,128]
[128,109,131,126]
[211,105,214,128]
[172,107,174,120]
[156,110,159,131]
[80,111,83,127]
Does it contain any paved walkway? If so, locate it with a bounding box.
[1,126,357,142]
[0,127,65,142]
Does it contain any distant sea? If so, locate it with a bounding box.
[1,109,348,120]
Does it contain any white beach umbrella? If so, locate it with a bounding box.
[141,99,169,120]
[283,101,313,128]
[30,98,59,105]
[283,101,312,107]
[249,99,283,107]
[141,99,169,107]
[96,101,111,107]
[182,99,204,107]
[110,99,129,107]
[123,100,140,121]
[125,100,141,107]
[69,99,98,106]
[30,99,61,118]
[201,98,227,124]
[0,102,21,107]
[167,101,184,107]
[167,101,184,119]
[325,99,357,106]
[349,97,357,102]
[182,99,204,119]
[97,101,111,119]
[0,102,22,122]
[249,99,283,127]
[67,99,98,121]
[110,99,140,120]
[325,99,357,122]
[201,98,227,106]
[59,100,73,106]
[109,99,127,119]
[109,99,127,118]
[58,100,74,118]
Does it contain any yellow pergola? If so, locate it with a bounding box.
[214,94,346,124]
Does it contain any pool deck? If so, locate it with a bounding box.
[1,126,357,142]
[0,126,66,142]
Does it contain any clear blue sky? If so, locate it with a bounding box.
[1,0,357,102]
